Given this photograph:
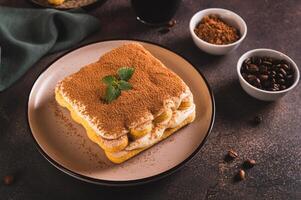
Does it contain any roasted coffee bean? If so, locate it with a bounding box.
[247,75,257,82]
[269,88,276,91]
[279,68,287,76]
[277,73,284,79]
[270,71,276,78]
[279,79,285,84]
[251,57,258,64]
[255,78,261,84]
[281,63,290,71]
[167,19,177,27]
[251,57,262,65]
[262,61,272,66]
[286,73,291,79]
[258,58,262,64]
[248,75,261,88]
[280,85,286,90]
[227,149,238,159]
[244,159,256,168]
[3,175,14,185]
[259,65,268,73]
[259,75,268,81]
[238,169,246,180]
[253,78,261,88]
[286,74,293,80]
[271,83,276,89]
[248,64,259,73]
[253,115,263,125]
[266,57,273,62]
[244,58,251,64]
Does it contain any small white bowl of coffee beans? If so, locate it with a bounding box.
[237,49,299,101]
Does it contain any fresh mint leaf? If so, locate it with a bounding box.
[101,67,135,103]
[117,67,135,81]
[102,75,116,85]
[118,80,132,90]
[104,85,121,103]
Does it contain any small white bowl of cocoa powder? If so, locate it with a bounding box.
[190,8,247,55]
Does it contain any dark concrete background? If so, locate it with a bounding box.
[0,0,300,199]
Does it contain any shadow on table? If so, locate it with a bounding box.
[214,79,276,122]
[71,172,179,199]
[168,36,225,71]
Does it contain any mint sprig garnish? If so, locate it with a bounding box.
[101,67,135,103]
[118,80,132,90]
[102,75,117,85]
[118,67,135,81]
[105,85,121,103]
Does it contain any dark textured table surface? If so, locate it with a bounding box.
[0,0,300,199]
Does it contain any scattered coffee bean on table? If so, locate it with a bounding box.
[238,169,246,180]
[241,56,295,91]
[3,175,14,185]
[159,19,177,34]
[227,149,238,159]
[253,115,263,125]
[167,19,177,27]
[245,159,256,168]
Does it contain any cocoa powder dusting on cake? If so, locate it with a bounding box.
[57,43,187,138]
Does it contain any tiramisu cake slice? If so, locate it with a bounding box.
[55,43,196,163]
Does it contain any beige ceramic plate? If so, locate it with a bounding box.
[28,40,215,186]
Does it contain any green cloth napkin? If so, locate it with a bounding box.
[0,6,100,91]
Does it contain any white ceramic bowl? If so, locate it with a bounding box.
[237,49,300,101]
[189,8,247,55]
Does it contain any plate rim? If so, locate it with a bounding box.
[27,39,216,186]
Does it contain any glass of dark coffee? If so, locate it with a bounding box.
[131,0,181,25]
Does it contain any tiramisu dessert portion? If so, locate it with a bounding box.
[55,43,196,163]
